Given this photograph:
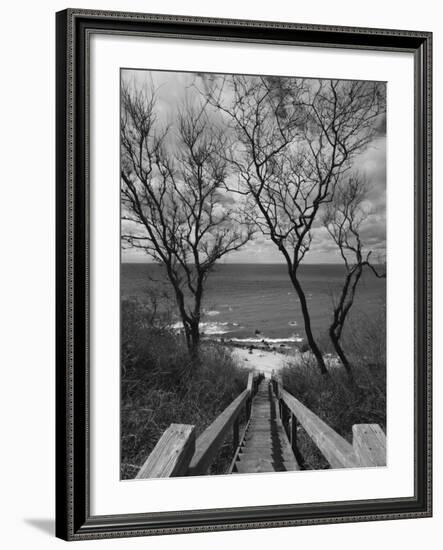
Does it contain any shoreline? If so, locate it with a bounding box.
[230,345,294,378]
[209,336,301,354]
[221,341,342,377]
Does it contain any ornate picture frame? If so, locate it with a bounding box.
[55,9,432,540]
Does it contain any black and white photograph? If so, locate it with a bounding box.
[0,1,437,546]
[120,68,387,479]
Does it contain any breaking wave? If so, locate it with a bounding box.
[204,310,220,317]
[228,335,303,344]
[171,321,236,336]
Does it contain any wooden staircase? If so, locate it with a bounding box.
[231,379,299,473]
[136,371,386,479]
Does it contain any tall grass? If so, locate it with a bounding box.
[121,298,248,479]
[281,305,386,470]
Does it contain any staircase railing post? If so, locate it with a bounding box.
[247,371,254,393]
[352,424,386,467]
[276,377,283,420]
[282,402,291,437]
[136,424,195,479]
[290,413,297,455]
[233,417,240,452]
[246,372,254,419]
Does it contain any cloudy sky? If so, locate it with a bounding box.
[121,69,386,264]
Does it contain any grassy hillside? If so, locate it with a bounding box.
[121,298,248,479]
[281,308,386,470]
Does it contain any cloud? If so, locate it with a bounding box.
[121,69,387,264]
[353,136,387,215]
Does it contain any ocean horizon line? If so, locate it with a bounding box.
[121,261,358,266]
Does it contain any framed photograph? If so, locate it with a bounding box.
[56,9,432,540]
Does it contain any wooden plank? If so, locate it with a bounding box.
[235,458,278,473]
[247,422,271,430]
[271,373,282,399]
[282,458,300,471]
[280,389,358,469]
[352,424,386,467]
[246,424,270,434]
[188,389,250,475]
[239,449,296,462]
[136,424,195,479]
[228,418,251,474]
[236,457,298,473]
[247,371,254,392]
[236,379,300,473]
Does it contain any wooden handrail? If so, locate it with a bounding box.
[187,371,263,475]
[272,373,386,469]
[352,424,386,467]
[188,388,251,475]
[136,372,264,478]
[137,371,385,477]
[136,424,195,478]
[279,388,358,468]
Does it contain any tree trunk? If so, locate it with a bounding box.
[291,274,329,375]
[183,323,192,352]
[329,329,354,383]
[327,267,363,384]
[188,320,200,359]
[183,319,201,359]
[169,279,201,359]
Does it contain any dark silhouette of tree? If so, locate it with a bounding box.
[202,75,385,374]
[323,174,386,381]
[121,84,253,356]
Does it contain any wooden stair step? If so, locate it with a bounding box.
[244,443,295,455]
[243,440,273,447]
[241,443,275,451]
[235,458,294,473]
[239,449,296,462]
[245,433,290,444]
[246,426,271,433]
[243,437,294,449]
[231,379,300,474]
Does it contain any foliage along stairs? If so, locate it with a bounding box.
[136,371,386,478]
[230,379,300,474]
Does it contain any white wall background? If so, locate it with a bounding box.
[0,1,440,548]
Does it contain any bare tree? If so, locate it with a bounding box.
[202,75,385,374]
[323,174,386,381]
[121,84,253,356]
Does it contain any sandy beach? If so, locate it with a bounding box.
[231,346,299,378]
[231,345,343,377]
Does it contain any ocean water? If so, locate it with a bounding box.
[121,263,386,343]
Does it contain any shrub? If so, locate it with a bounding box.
[121,299,249,479]
[280,306,386,470]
